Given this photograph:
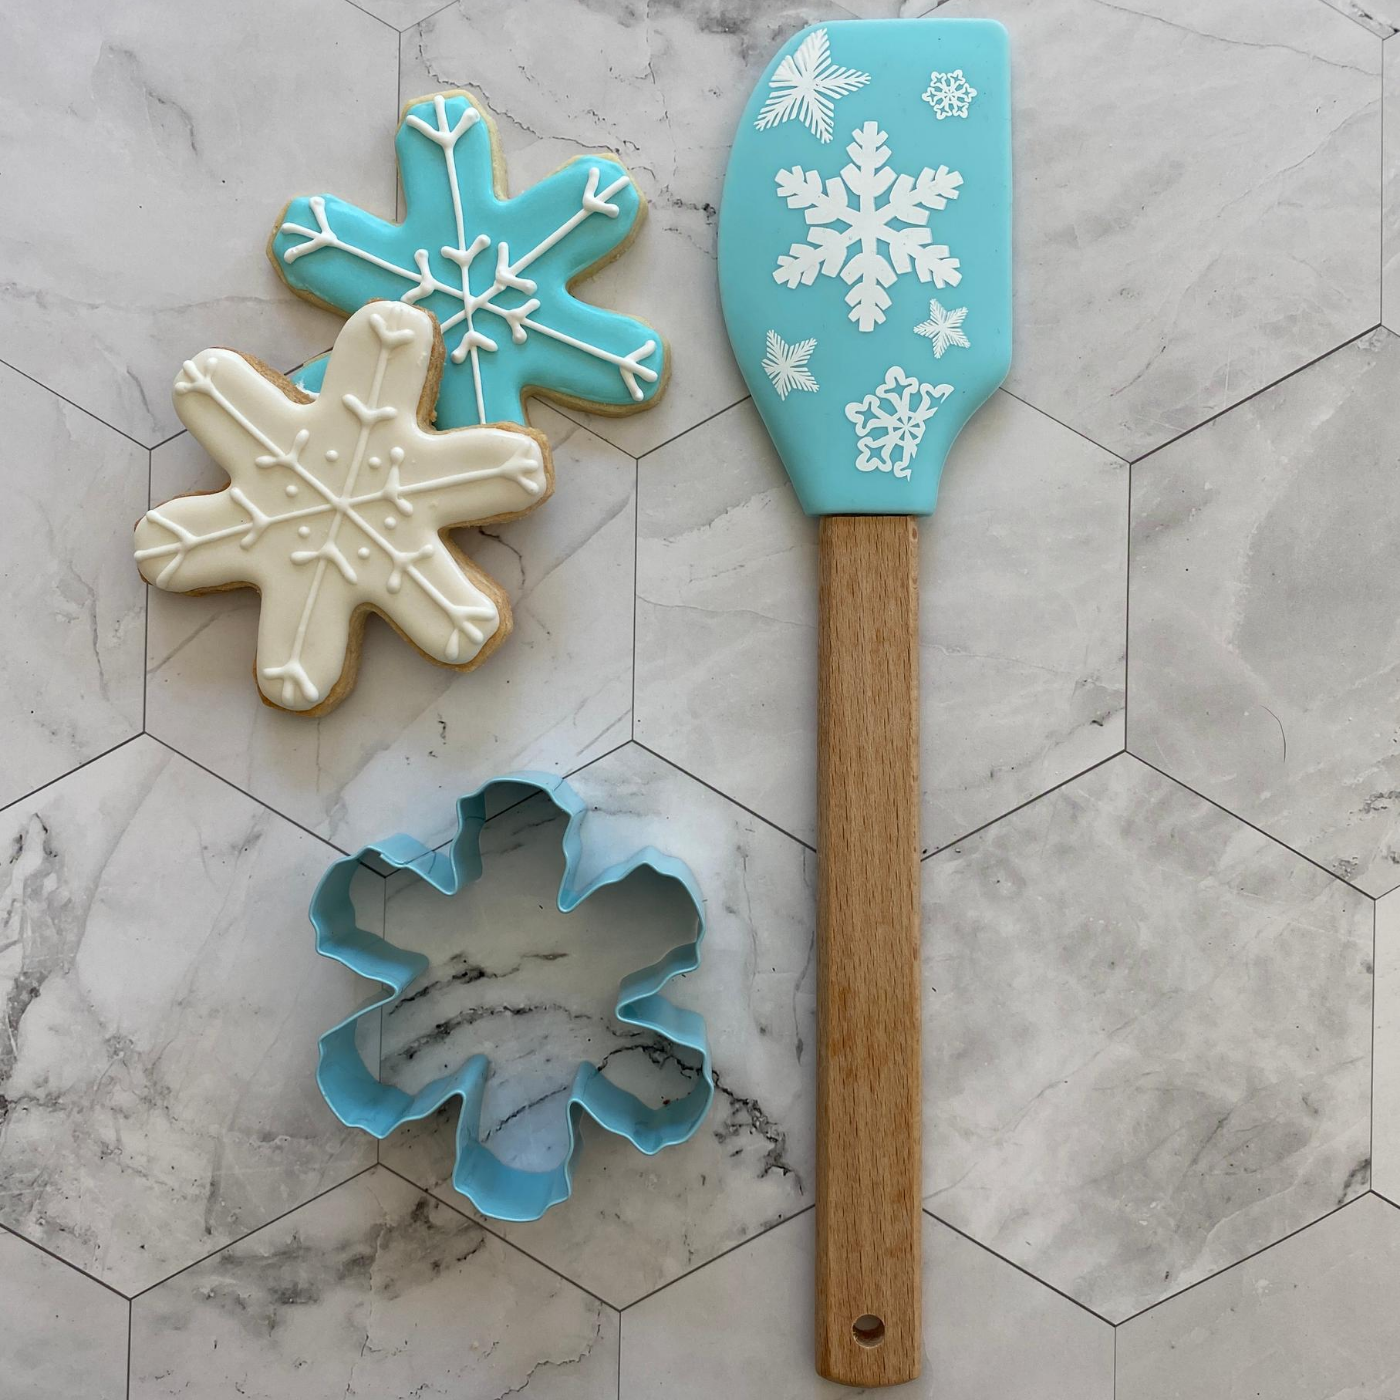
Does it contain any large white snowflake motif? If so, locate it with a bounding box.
[773,122,963,332]
[914,298,970,358]
[754,27,870,143]
[761,330,819,399]
[923,69,978,121]
[134,303,550,714]
[272,92,664,430]
[845,366,953,480]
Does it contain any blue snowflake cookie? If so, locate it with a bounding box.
[311,771,712,1222]
[270,91,668,430]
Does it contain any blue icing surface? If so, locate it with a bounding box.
[719,20,1012,518]
[272,92,666,429]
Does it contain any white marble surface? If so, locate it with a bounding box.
[0,1226,128,1400]
[0,0,396,446]
[130,1166,619,1400]
[1118,1195,1400,1399]
[0,362,146,808]
[923,755,1373,1321]
[4,1,1400,1394]
[1130,330,1400,897]
[637,392,1126,850]
[0,737,376,1294]
[621,1210,1114,1400]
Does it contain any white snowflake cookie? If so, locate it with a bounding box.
[134,302,551,715]
[923,69,977,121]
[773,122,963,332]
[845,366,953,480]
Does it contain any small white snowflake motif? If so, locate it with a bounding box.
[914,299,970,358]
[923,69,978,121]
[845,366,953,480]
[755,28,871,143]
[761,330,820,399]
[773,122,963,332]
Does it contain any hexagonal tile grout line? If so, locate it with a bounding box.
[339,0,398,39]
[374,1160,621,1313]
[1128,749,1379,902]
[0,352,150,453]
[0,1218,130,1308]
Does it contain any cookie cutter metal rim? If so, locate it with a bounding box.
[311,770,713,1223]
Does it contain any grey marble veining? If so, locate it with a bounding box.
[1118,1195,1400,1400]
[1130,330,1400,896]
[130,1166,619,1400]
[922,754,1372,1321]
[146,405,635,851]
[0,363,145,809]
[0,0,397,446]
[620,1210,1113,1400]
[0,736,376,1294]
[0,1227,128,1400]
[635,392,1125,851]
[936,0,1381,460]
[381,742,817,1306]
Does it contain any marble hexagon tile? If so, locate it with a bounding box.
[146,404,634,852]
[620,1211,1113,1400]
[129,1166,619,1400]
[1117,1195,1400,1399]
[400,0,867,456]
[0,0,397,447]
[922,754,1372,1322]
[636,392,1125,851]
[0,363,145,809]
[1131,329,1400,896]
[934,0,1380,460]
[380,742,816,1306]
[0,1229,128,1400]
[0,736,377,1294]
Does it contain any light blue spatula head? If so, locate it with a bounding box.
[719,18,1010,517]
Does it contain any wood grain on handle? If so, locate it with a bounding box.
[816,514,923,1386]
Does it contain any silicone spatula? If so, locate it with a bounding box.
[718,19,1010,1385]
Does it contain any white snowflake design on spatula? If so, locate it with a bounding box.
[761,330,820,398]
[914,299,970,358]
[845,365,953,480]
[773,122,963,331]
[923,69,978,120]
[134,302,549,714]
[754,27,870,143]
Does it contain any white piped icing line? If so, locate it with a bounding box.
[277,93,659,424]
[134,302,548,712]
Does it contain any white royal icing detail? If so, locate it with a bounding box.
[754,27,870,144]
[278,94,657,425]
[773,122,963,332]
[760,330,819,399]
[913,298,970,358]
[923,69,978,121]
[134,302,547,712]
[845,366,952,481]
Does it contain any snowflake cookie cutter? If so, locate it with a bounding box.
[311,771,713,1222]
[270,90,669,431]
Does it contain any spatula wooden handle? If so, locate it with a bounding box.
[816,514,923,1386]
